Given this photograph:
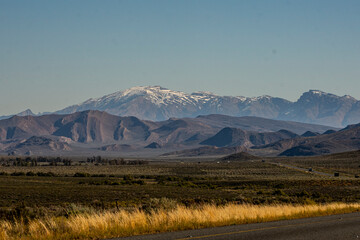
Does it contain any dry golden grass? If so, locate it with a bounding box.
[1,202,359,240]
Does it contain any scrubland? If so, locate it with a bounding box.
[0,154,359,239]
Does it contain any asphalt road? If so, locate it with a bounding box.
[108,212,360,240]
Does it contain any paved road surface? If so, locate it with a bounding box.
[108,212,360,240]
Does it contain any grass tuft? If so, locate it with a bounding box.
[0,202,359,240]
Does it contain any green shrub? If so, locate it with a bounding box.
[36,172,56,177]
[74,172,90,177]
[273,189,286,196]
[26,171,36,176]
[123,175,134,181]
[11,172,25,176]
[296,190,310,197]
[91,174,107,177]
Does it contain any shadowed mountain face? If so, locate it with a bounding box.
[323,129,337,135]
[0,111,335,142]
[193,115,334,133]
[200,127,298,147]
[301,131,320,137]
[48,86,360,127]
[0,111,153,144]
[254,123,360,156]
[0,110,340,156]
[52,111,152,143]
[145,142,161,149]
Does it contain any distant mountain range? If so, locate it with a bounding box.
[0,109,35,121]
[163,123,360,158]
[253,123,360,156]
[0,110,337,156]
[53,86,360,127]
[2,86,360,157]
[1,110,359,157]
[2,86,359,127]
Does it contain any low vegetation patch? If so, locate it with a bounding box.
[0,202,359,240]
[0,156,359,239]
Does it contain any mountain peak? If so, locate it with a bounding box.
[308,90,326,95]
[298,90,342,101]
[16,109,35,116]
[52,86,360,126]
[123,85,169,94]
[299,90,357,102]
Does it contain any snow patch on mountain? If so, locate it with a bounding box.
[52,86,360,127]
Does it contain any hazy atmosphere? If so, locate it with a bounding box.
[1,0,360,115]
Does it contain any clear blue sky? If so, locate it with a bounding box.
[1,0,359,115]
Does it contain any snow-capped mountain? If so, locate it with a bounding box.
[51,86,360,127]
[279,90,358,127]
[3,87,358,127]
[55,86,292,122]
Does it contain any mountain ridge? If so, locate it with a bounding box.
[53,87,360,127]
[2,87,360,127]
[0,109,35,121]
[0,110,338,156]
[252,123,360,156]
[200,127,299,148]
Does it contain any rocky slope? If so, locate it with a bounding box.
[200,128,298,148]
[254,123,360,156]
[0,110,336,155]
[6,136,72,156]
